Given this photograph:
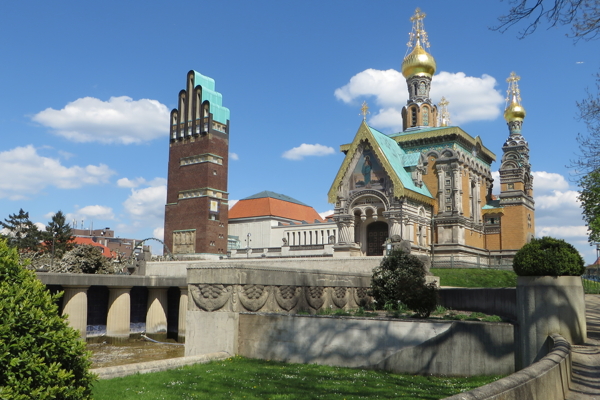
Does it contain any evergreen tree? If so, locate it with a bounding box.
[0,209,41,252]
[43,211,74,259]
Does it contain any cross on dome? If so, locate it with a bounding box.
[407,8,430,50]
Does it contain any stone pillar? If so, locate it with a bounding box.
[62,286,89,339]
[106,286,131,343]
[178,287,188,343]
[146,287,168,341]
[383,212,402,239]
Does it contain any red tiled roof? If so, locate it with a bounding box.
[229,197,324,222]
[73,237,114,258]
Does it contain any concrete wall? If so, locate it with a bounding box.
[444,334,571,400]
[439,288,517,320]
[516,276,586,370]
[234,314,514,376]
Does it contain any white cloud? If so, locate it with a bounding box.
[230,152,239,161]
[117,177,166,189]
[228,200,239,209]
[532,171,570,194]
[69,205,115,220]
[334,69,504,131]
[0,145,115,200]
[153,227,164,241]
[282,143,335,160]
[32,96,169,144]
[117,177,146,188]
[123,184,166,221]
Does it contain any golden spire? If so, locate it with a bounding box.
[504,72,526,122]
[360,101,370,121]
[402,8,436,79]
[438,97,450,127]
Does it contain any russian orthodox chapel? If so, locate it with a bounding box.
[328,9,535,266]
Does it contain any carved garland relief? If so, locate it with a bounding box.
[189,284,371,313]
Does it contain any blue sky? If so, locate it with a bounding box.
[1,1,599,262]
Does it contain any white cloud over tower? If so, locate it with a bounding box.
[334,69,504,131]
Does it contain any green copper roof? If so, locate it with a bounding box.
[389,126,453,137]
[193,71,230,125]
[400,153,421,167]
[369,126,433,199]
[242,191,308,206]
[482,200,502,209]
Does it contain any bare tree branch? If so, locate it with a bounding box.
[494,0,599,41]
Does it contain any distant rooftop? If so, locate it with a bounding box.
[241,191,308,206]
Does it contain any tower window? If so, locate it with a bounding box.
[411,107,417,127]
[508,183,514,190]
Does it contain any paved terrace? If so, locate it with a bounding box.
[567,294,600,400]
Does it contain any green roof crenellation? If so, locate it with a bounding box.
[193,70,231,125]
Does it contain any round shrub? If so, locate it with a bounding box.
[370,248,438,318]
[513,236,585,276]
[0,239,95,399]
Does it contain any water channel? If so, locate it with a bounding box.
[88,338,185,369]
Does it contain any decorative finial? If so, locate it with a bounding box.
[438,97,450,127]
[407,8,430,50]
[360,101,370,121]
[505,72,522,105]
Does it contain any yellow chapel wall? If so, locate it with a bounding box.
[501,205,533,249]
[423,155,439,215]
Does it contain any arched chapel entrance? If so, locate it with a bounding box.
[366,221,388,256]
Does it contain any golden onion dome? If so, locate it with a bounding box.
[402,43,437,79]
[504,97,526,122]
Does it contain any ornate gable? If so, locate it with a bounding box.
[328,121,434,205]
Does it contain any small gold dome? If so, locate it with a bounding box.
[504,98,526,122]
[402,44,437,78]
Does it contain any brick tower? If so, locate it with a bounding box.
[164,70,230,257]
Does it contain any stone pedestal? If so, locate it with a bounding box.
[106,287,131,343]
[185,311,239,357]
[62,286,89,339]
[178,287,188,343]
[332,243,362,257]
[146,287,168,341]
[516,276,586,370]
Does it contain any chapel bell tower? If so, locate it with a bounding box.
[164,70,230,257]
[498,72,535,248]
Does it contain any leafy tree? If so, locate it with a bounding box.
[0,209,41,252]
[370,248,438,318]
[0,238,95,398]
[578,169,600,243]
[53,244,115,274]
[513,236,585,275]
[43,211,74,259]
[494,0,600,41]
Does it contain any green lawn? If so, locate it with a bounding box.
[583,278,600,294]
[431,268,517,288]
[93,356,501,400]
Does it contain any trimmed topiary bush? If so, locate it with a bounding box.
[513,236,585,276]
[0,239,95,399]
[370,248,438,318]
